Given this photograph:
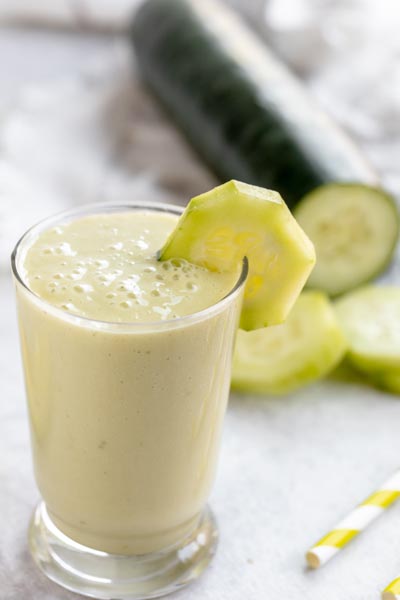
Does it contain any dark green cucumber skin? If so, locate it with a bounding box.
[131,0,377,207]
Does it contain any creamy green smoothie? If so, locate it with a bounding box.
[23,212,237,322]
[15,206,244,554]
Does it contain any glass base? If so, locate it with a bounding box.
[29,502,218,599]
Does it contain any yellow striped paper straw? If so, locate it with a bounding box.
[306,469,400,569]
[383,578,400,600]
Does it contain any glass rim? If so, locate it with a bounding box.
[11,200,248,332]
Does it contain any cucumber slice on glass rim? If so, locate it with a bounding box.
[231,291,347,395]
[294,184,399,297]
[159,180,316,330]
[335,286,400,374]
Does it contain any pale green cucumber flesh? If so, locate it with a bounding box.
[232,291,347,394]
[294,183,399,297]
[335,286,400,374]
[160,180,315,330]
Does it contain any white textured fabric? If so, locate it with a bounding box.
[1,2,400,600]
[0,0,139,30]
[0,43,215,273]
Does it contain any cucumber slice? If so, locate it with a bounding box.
[294,184,399,296]
[335,286,400,373]
[231,291,347,394]
[159,180,316,330]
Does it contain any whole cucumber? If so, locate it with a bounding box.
[131,0,377,207]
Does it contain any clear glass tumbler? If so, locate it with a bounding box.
[11,202,247,600]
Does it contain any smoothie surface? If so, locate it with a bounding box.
[22,211,238,322]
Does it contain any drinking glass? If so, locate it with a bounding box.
[11,201,247,599]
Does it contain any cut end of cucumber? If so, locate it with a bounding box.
[232,291,347,395]
[160,180,316,330]
[294,183,399,297]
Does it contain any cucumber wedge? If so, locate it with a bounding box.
[232,291,347,395]
[294,184,399,296]
[335,286,400,374]
[159,180,316,330]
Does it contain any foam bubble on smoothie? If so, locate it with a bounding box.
[23,212,239,323]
